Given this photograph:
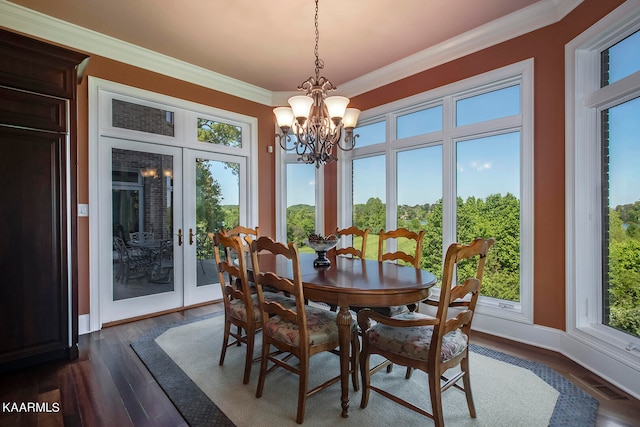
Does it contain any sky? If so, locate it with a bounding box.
[205,160,240,205]
[607,31,640,207]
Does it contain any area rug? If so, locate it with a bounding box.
[131,313,598,426]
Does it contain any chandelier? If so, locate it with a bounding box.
[273,0,360,168]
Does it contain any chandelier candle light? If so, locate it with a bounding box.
[273,0,360,168]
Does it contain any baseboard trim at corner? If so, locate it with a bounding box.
[78,314,92,335]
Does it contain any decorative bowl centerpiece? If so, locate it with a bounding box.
[306,233,338,267]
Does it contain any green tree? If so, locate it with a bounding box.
[418,194,520,302]
[196,160,224,234]
[287,204,315,246]
[354,197,386,232]
[607,211,640,337]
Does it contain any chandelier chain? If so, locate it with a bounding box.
[314,0,323,78]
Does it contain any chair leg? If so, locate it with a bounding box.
[350,331,360,391]
[429,372,445,427]
[405,367,413,379]
[256,340,270,398]
[219,318,231,366]
[296,357,309,424]
[359,347,371,408]
[461,356,476,418]
[243,328,256,384]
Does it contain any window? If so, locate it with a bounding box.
[397,146,442,271]
[456,133,521,302]
[567,2,640,359]
[352,155,386,259]
[341,59,533,322]
[602,97,640,338]
[286,162,317,251]
[197,118,242,148]
[112,99,175,136]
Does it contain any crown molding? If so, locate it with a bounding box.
[1,0,582,106]
[338,0,583,98]
[0,0,274,106]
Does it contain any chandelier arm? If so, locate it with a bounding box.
[278,132,298,152]
[336,131,359,151]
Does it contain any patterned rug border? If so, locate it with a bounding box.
[131,312,234,427]
[131,313,598,427]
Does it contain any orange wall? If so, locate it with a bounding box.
[324,0,624,330]
[74,55,276,314]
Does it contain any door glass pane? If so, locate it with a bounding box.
[352,155,386,259]
[197,118,242,148]
[196,158,240,287]
[456,132,520,301]
[397,146,442,273]
[603,96,640,339]
[456,85,520,127]
[112,148,174,300]
[286,163,316,251]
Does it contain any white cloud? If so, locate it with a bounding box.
[470,160,492,171]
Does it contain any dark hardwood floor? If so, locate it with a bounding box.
[1,303,639,427]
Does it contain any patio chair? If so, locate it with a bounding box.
[112,236,153,284]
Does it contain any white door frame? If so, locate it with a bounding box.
[87,77,258,332]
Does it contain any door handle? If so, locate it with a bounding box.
[177,229,183,246]
[189,228,195,245]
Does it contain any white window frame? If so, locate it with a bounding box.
[340,59,534,324]
[566,1,640,368]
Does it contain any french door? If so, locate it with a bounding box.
[183,149,246,305]
[100,138,245,322]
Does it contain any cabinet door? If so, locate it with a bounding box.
[0,126,69,369]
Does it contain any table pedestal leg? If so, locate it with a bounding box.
[337,305,351,418]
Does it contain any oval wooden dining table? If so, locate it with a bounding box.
[251,251,437,418]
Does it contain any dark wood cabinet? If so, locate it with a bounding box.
[0,29,88,372]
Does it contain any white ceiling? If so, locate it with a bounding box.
[2,0,581,101]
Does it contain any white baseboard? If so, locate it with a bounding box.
[78,314,92,335]
[472,312,640,400]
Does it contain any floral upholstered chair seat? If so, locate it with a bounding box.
[264,305,357,347]
[226,292,295,323]
[367,311,468,363]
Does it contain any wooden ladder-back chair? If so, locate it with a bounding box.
[214,233,260,384]
[335,226,370,259]
[357,237,496,427]
[249,236,360,424]
[378,227,425,268]
[223,225,260,249]
[355,227,426,316]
